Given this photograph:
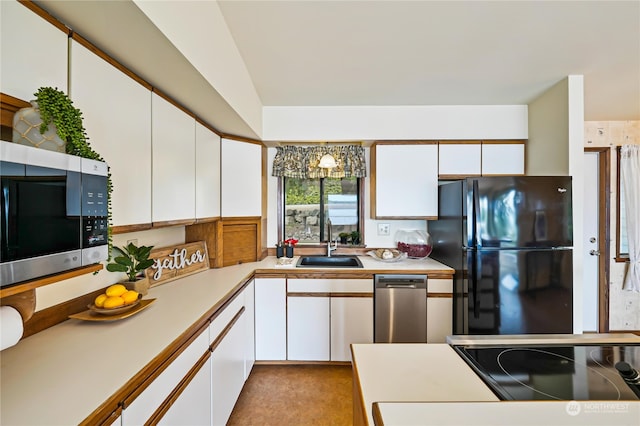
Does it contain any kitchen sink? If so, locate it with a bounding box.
[296,255,363,268]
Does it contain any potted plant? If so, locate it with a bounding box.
[33,87,113,255]
[106,242,155,295]
[339,232,350,244]
[350,231,361,245]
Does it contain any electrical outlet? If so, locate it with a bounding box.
[127,239,138,246]
[377,223,390,236]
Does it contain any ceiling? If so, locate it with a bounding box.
[33,1,640,140]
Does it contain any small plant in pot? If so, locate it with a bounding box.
[106,242,155,295]
[339,232,350,244]
[350,231,361,245]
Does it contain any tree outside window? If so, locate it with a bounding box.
[283,177,359,244]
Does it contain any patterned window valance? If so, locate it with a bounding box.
[272,145,367,179]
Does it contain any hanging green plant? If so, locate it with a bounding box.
[34,87,113,257]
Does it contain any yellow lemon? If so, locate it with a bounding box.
[105,284,127,297]
[94,293,108,308]
[121,290,139,305]
[103,296,125,309]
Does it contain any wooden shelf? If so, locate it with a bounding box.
[0,263,103,299]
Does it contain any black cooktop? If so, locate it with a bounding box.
[454,344,640,401]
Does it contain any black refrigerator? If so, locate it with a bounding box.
[429,176,573,335]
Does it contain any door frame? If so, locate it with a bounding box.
[584,147,611,332]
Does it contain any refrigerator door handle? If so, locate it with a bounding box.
[470,249,480,319]
[472,179,481,248]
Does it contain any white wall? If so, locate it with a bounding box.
[262,105,528,141]
[528,76,585,333]
[133,0,263,138]
[36,227,186,310]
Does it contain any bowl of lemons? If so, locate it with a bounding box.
[89,284,141,315]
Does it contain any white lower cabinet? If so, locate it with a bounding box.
[427,297,453,343]
[121,283,254,426]
[426,278,454,343]
[159,353,212,425]
[254,278,286,360]
[121,331,209,425]
[287,279,373,362]
[330,297,373,362]
[287,296,330,361]
[243,280,255,379]
[211,307,246,426]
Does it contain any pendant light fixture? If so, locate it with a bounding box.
[318,152,337,168]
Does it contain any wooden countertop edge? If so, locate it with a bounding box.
[51,259,450,424]
[80,273,254,424]
[253,268,454,279]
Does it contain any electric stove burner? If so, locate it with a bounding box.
[454,344,640,401]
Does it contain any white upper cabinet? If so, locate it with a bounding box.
[372,143,438,219]
[481,141,525,175]
[195,122,221,219]
[221,139,262,217]
[1,1,67,100]
[438,142,482,177]
[70,40,152,227]
[151,93,196,222]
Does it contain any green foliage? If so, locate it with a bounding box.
[286,178,346,205]
[34,87,113,256]
[106,243,155,282]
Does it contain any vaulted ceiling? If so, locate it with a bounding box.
[34,1,640,140]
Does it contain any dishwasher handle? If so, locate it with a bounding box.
[374,274,427,290]
[383,283,418,289]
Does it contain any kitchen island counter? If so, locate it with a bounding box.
[351,343,500,425]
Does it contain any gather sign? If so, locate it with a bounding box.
[145,241,210,287]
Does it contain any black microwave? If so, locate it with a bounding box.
[0,141,108,287]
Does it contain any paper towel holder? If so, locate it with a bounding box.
[0,290,36,322]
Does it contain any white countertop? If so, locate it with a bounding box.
[373,401,640,426]
[0,255,451,425]
[351,344,500,425]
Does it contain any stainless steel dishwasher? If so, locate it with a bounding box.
[374,274,427,343]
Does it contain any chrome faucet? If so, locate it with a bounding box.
[327,219,338,257]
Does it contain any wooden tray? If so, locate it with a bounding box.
[69,299,156,322]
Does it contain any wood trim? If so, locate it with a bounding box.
[438,140,481,145]
[614,146,629,262]
[373,215,438,220]
[151,87,195,119]
[608,330,640,336]
[195,116,221,137]
[0,290,36,322]
[439,174,481,180]
[585,147,611,333]
[1,92,31,127]
[372,402,384,426]
[370,144,378,220]
[427,292,453,298]
[254,270,454,280]
[0,264,103,299]
[219,134,264,146]
[194,216,220,224]
[22,287,105,338]
[145,349,212,426]
[111,223,153,235]
[372,140,438,146]
[152,219,196,228]
[481,139,526,145]
[70,32,152,91]
[351,350,368,426]
[18,0,69,34]
[210,306,245,352]
[287,292,373,298]
[85,278,251,424]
